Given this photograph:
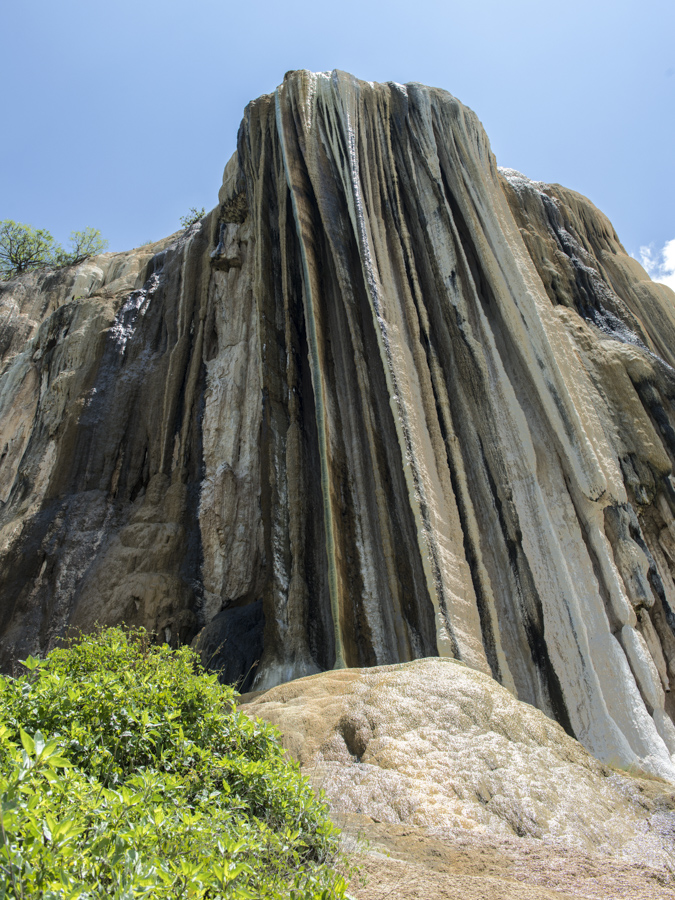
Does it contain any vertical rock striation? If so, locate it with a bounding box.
[2,70,675,777]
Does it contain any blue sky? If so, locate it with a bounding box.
[1,0,673,275]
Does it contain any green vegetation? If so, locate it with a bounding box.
[0,221,55,278]
[0,221,108,280]
[0,628,346,899]
[179,207,206,229]
[54,228,109,267]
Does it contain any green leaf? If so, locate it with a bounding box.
[33,730,45,757]
[46,756,73,769]
[20,655,41,671]
[19,728,34,756]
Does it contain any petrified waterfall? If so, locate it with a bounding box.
[2,70,675,779]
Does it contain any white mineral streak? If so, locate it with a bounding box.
[469,172,674,773]
[108,280,154,353]
[333,73,475,665]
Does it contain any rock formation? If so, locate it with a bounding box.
[242,659,675,869]
[2,70,675,780]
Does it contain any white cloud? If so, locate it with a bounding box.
[638,239,675,291]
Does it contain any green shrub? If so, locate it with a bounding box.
[0,628,346,899]
[54,228,108,267]
[0,221,108,279]
[179,208,205,229]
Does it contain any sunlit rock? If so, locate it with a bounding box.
[2,70,675,779]
[242,658,675,868]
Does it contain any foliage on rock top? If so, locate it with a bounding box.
[53,227,108,268]
[0,221,56,278]
[0,628,345,899]
[0,220,107,279]
[179,207,206,229]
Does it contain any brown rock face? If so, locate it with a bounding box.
[2,70,675,778]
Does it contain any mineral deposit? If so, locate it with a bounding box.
[2,71,675,779]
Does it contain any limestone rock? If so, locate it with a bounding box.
[2,70,675,781]
[242,659,675,870]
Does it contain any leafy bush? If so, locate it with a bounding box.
[0,221,108,279]
[179,208,205,229]
[0,628,346,899]
[54,228,108,267]
[0,221,56,278]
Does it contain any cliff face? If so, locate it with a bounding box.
[2,70,675,778]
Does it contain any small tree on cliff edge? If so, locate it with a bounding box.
[0,220,55,278]
[0,220,108,279]
[54,226,108,266]
[179,206,205,228]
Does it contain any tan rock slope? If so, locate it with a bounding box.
[242,658,673,850]
[2,70,675,781]
[243,658,675,898]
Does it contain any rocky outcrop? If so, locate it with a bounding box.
[0,230,214,670]
[2,70,675,778]
[241,659,675,871]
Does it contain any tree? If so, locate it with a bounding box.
[0,220,55,278]
[54,227,108,267]
[179,206,205,228]
[0,221,108,279]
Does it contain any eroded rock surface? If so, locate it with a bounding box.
[344,824,675,899]
[243,659,675,897]
[242,659,675,856]
[2,70,675,777]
